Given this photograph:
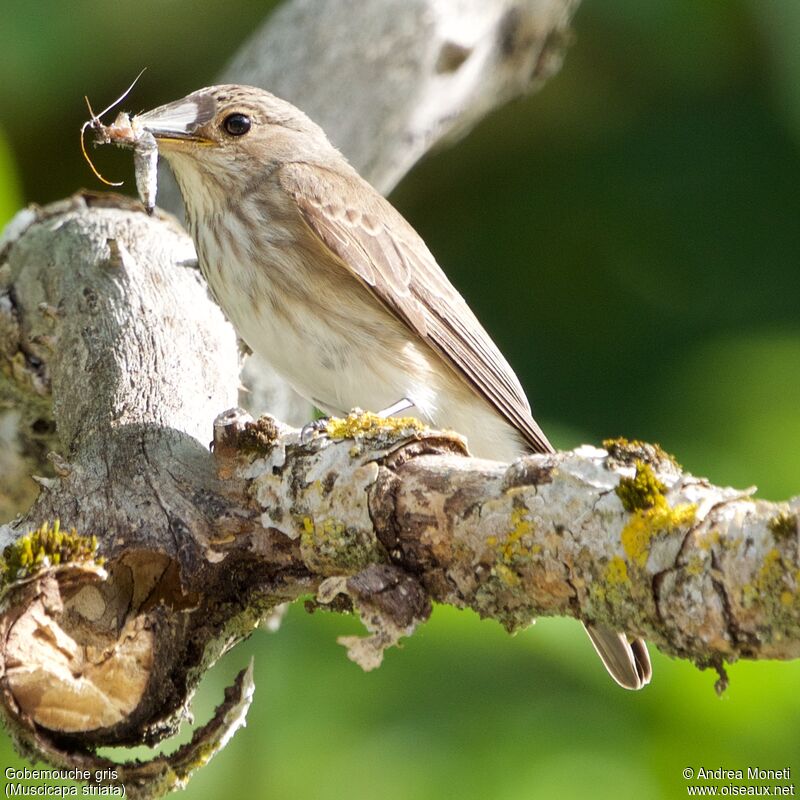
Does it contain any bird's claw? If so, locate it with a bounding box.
[300,417,329,444]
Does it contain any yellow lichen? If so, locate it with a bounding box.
[697,529,721,550]
[621,501,696,567]
[757,549,787,596]
[493,563,520,587]
[593,556,631,608]
[592,585,607,602]
[685,552,708,577]
[616,462,696,567]
[485,506,538,570]
[299,514,381,573]
[325,410,427,441]
[605,556,628,585]
[322,518,346,539]
[500,507,534,561]
[742,548,798,615]
[480,506,540,591]
[588,556,630,606]
[1,519,102,582]
[301,516,346,551]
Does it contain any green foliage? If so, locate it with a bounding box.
[0,128,22,228]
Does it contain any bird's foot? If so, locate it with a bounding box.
[300,417,329,444]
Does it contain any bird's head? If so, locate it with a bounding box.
[136,85,338,186]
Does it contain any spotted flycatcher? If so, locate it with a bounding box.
[131,85,651,690]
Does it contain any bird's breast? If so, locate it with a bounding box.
[191,200,428,414]
[185,194,529,461]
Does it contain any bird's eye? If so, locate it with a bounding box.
[223,113,251,136]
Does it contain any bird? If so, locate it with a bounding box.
[133,84,651,690]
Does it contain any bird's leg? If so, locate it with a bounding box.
[375,397,414,417]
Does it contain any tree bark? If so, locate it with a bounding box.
[20,1,797,798]
[1,197,799,797]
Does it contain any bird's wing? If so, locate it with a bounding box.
[278,161,552,454]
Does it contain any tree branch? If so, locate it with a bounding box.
[222,416,799,677]
[0,196,798,796]
[21,0,781,797]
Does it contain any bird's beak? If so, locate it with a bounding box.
[135,93,217,146]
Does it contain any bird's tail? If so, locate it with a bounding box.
[583,623,652,690]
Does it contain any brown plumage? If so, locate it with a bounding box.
[278,161,552,454]
[131,84,651,690]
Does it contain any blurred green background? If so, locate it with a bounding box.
[2,1,799,798]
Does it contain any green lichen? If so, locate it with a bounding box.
[741,549,799,630]
[299,515,383,574]
[603,437,680,471]
[472,505,544,629]
[1,519,102,583]
[767,512,798,542]
[468,504,537,630]
[484,505,542,581]
[325,410,427,441]
[472,569,539,633]
[605,555,629,585]
[591,555,631,608]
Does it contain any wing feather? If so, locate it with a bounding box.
[278,161,552,454]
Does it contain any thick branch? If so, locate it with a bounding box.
[0,195,797,791]
[0,197,266,797]
[214,412,800,675]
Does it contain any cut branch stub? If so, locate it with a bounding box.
[0,198,296,795]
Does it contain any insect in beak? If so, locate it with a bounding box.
[80,70,162,213]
